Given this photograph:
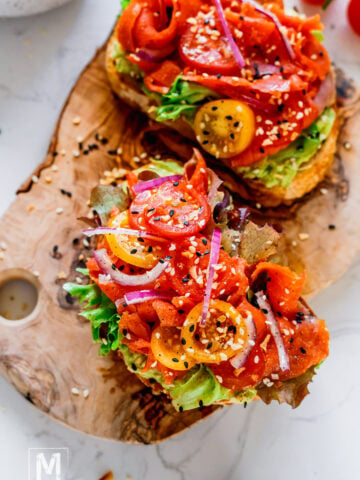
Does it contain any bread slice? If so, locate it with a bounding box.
[106,32,339,207]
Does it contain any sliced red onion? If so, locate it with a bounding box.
[245,0,295,60]
[133,175,183,194]
[136,45,175,62]
[124,289,172,305]
[255,291,290,372]
[313,72,336,113]
[93,249,169,286]
[82,226,165,242]
[200,228,222,327]
[230,310,257,368]
[207,169,223,205]
[214,0,246,70]
[238,207,249,230]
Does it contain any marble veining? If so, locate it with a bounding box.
[1,0,360,479]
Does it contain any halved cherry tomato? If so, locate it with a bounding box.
[129,180,211,238]
[194,100,255,159]
[251,262,305,317]
[151,326,196,371]
[348,0,360,36]
[106,211,162,268]
[181,300,249,363]
[210,345,265,390]
[179,14,239,75]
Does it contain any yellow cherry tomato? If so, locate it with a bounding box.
[151,326,197,371]
[106,211,162,268]
[181,300,249,364]
[194,100,255,159]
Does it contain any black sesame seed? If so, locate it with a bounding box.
[131,211,139,214]
[181,337,186,345]
[196,251,202,257]
[202,140,209,145]
[122,329,128,336]
[261,308,268,314]
[189,325,195,332]
[178,309,185,314]
[211,106,218,111]
[203,130,210,135]
[207,342,213,349]
[149,378,156,384]
[182,278,189,283]
[290,337,294,343]
[328,224,336,230]
[202,238,208,245]
[137,237,145,243]
[195,333,200,341]
[130,249,137,254]
[217,73,221,79]
[184,220,189,226]
[118,265,125,271]
[172,357,179,363]
[148,246,153,253]
[216,321,221,327]
[260,147,265,154]
[159,258,165,264]
[112,264,117,270]
[199,400,204,407]
[180,197,187,202]
[300,347,306,354]
[131,363,137,371]
[173,181,179,186]
[147,207,155,212]
[233,121,240,127]
[230,133,235,140]
[225,115,233,120]
[184,362,189,369]
[154,216,161,221]
[179,406,184,412]
[169,209,175,217]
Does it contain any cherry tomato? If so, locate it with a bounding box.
[106,211,163,268]
[151,326,196,371]
[194,100,255,159]
[129,181,211,238]
[348,0,360,36]
[181,300,249,363]
[179,15,239,75]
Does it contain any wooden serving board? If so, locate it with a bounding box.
[0,37,359,444]
[0,45,219,444]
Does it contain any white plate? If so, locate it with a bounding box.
[0,0,74,17]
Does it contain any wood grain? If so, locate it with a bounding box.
[0,36,359,443]
[0,45,218,444]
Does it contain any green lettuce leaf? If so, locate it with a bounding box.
[111,39,142,78]
[90,184,130,225]
[63,281,120,356]
[256,366,318,408]
[169,365,232,410]
[155,76,218,123]
[120,0,130,10]
[237,107,336,188]
[311,29,325,42]
[135,159,184,178]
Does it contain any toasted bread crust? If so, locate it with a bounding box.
[106,33,339,207]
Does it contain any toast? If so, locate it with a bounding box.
[106,32,339,207]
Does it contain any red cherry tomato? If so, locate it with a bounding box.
[348,0,360,35]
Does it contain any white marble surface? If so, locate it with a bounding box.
[0,1,360,479]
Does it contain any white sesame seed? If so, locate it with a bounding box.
[56,208,64,215]
[71,387,80,395]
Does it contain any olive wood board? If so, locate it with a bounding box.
[0,41,359,444]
